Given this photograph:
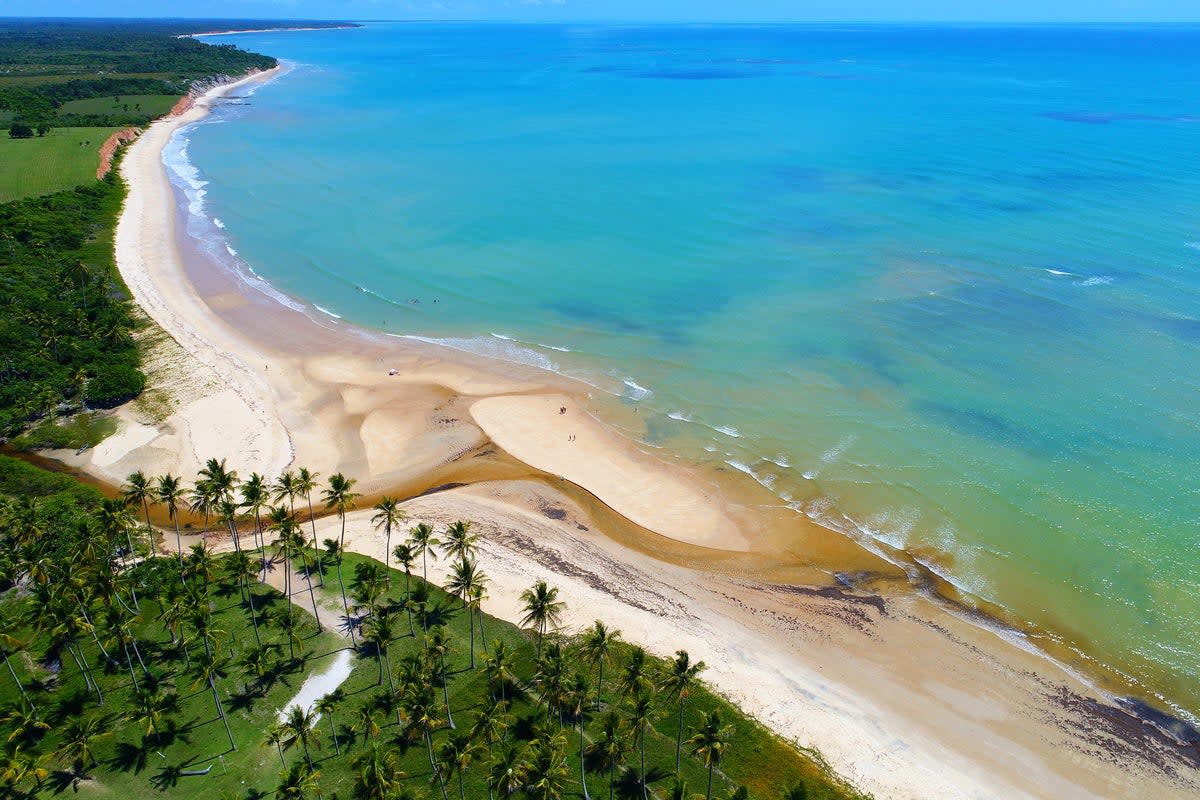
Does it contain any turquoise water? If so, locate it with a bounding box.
[177,23,1200,711]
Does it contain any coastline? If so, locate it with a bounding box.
[71,70,1200,798]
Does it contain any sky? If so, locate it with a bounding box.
[8,0,1200,22]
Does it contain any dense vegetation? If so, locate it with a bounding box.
[0,174,144,439]
[0,459,868,800]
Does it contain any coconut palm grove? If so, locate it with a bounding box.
[0,455,863,799]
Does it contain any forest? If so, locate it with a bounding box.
[0,456,866,800]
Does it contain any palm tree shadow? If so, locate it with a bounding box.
[150,763,183,790]
[107,740,150,774]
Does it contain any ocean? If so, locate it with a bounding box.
[173,22,1200,715]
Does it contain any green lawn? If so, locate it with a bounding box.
[0,126,119,203]
[57,94,179,117]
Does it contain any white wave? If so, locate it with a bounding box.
[821,434,856,464]
[1186,242,1200,251]
[213,217,226,229]
[802,470,817,479]
[1077,275,1113,287]
[703,445,717,452]
[622,378,652,401]
[314,305,342,319]
[1044,268,1074,276]
[490,332,514,341]
[766,454,791,468]
[539,342,572,352]
[714,425,740,438]
[725,460,777,491]
[225,244,238,257]
[403,334,558,372]
[667,411,693,422]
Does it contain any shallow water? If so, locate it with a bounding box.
[180,23,1200,713]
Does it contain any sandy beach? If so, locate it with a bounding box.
[61,71,1200,798]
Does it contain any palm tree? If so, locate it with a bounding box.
[281,704,321,769]
[192,650,236,751]
[371,497,406,581]
[265,722,289,767]
[445,555,488,667]
[351,743,405,800]
[393,542,417,633]
[322,473,359,628]
[661,649,706,774]
[407,522,439,582]
[122,470,154,550]
[524,729,569,800]
[154,473,185,566]
[56,713,112,777]
[240,472,270,566]
[485,743,527,799]
[295,467,323,585]
[588,714,628,800]
[619,646,652,700]
[315,689,344,756]
[581,621,622,711]
[217,498,244,553]
[1,703,50,746]
[483,639,518,703]
[239,642,280,695]
[198,457,239,501]
[626,690,656,800]
[401,682,449,800]
[437,728,479,800]
[470,695,512,765]
[442,520,477,562]
[225,550,262,646]
[519,580,564,659]
[688,710,733,800]
[268,505,298,611]
[188,481,218,538]
[273,470,300,513]
[566,671,593,800]
[362,608,397,690]
[352,697,382,744]
[275,761,321,800]
[426,625,456,730]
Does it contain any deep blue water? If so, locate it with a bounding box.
[174,23,1200,712]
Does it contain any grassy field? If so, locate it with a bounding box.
[58,94,179,117]
[0,544,867,800]
[0,126,119,203]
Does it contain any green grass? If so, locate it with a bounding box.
[11,412,117,451]
[57,94,179,117]
[0,545,867,800]
[0,126,119,203]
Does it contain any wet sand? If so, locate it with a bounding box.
[60,71,1200,799]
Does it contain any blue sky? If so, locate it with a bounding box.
[10,1,1200,22]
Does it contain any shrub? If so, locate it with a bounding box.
[84,362,145,407]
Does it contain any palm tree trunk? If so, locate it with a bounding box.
[706,763,714,800]
[3,651,32,710]
[328,713,340,755]
[173,517,183,566]
[596,661,604,711]
[468,608,476,669]
[122,639,140,691]
[640,733,649,800]
[384,525,391,585]
[580,719,591,800]
[477,607,487,649]
[426,728,450,800]
[306,495,324,587]
[302,558,322,632]
[246,579,262,648]
[441,655,455,730]
[336,513,353,643]
[609,761,616,800]
[676,696,685,773]
[211,676,236,751]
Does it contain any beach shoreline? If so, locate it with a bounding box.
[58,67,1200,798]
